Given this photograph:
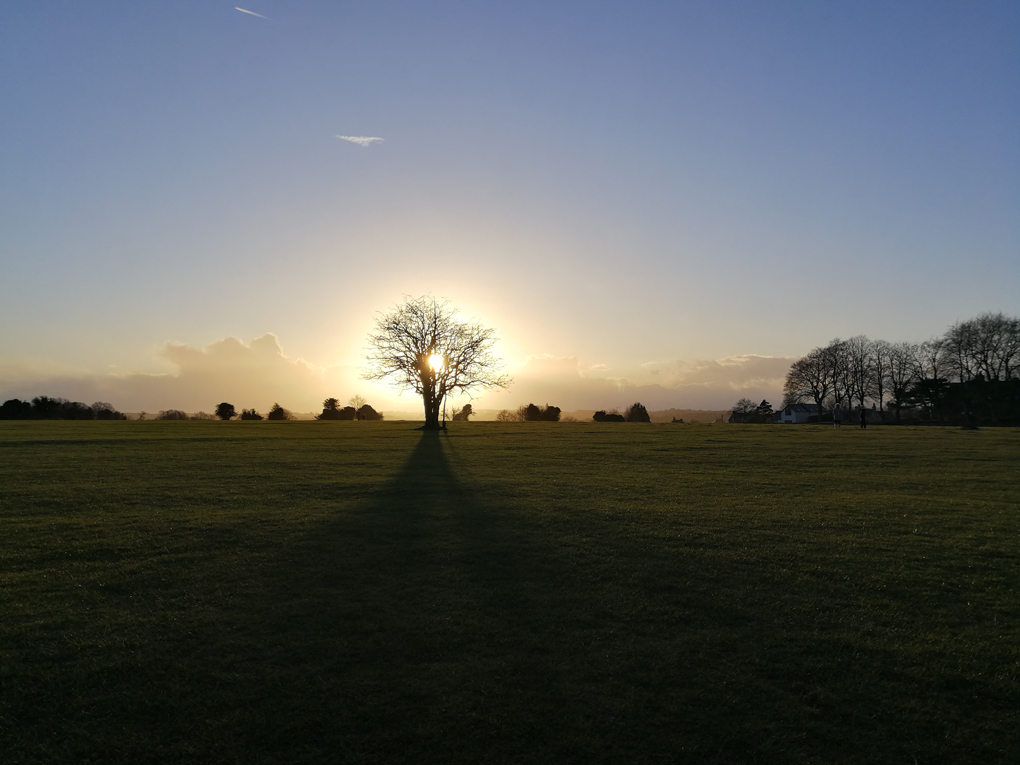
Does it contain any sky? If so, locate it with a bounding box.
[2,1,1018,415]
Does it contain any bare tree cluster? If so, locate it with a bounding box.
[783,312,1020,423]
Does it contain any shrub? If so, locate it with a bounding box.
[156,410,189,420]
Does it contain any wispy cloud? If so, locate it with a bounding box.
[336,135,384,147]
[235,7,268,20]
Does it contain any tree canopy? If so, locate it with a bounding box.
[215,402,236,420]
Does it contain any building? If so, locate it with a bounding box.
[776,403,821,424]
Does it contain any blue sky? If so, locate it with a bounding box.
[1,1,1017,413]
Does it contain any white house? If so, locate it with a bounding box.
[777,403,821,424]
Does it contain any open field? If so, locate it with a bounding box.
[1,421,1018,764]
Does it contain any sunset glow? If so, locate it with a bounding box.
[0,2,1016,415]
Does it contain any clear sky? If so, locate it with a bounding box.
[2,1,1018,414]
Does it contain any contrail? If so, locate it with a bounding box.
[336,135,385,147]
[235,7,268,19]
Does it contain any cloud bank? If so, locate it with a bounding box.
[480,353,794,412]
[0,335,357,415]
[0,336,795,416]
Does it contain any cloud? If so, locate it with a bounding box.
[0,339,797,417]
[235,7,268,19]
[336,135,384,147]
[0,335,366,414]
[479,353,796,411]
[639,354,797,389]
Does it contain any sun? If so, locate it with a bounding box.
[428,353,445,371]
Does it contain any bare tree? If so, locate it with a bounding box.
[729,397,758,423]
[843,335,874,412]
[869,339,892,421]
[348,394,366,411]
[945,312,1020,382]
[885,341,918,423]
[908,338,950,420]
[364,296,511,429]
[783,348,835,415]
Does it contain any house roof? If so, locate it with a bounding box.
[784,404,820,413]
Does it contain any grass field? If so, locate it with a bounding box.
[1,421,1017,764]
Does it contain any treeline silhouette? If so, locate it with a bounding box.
[497,403,562,422]
[0,397,126,420]
[784,312,1020,426]
[315,398,383,421]
[593,402,650,423]
[728,399,775,424]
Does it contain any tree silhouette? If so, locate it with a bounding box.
[156,410,189,420]
[364,296,511,429]
[267,403,292,421]
[625,402,650,422]
[451,403,474,421]
[240,408,264,420]
[317,398,345,420]
[215,402,236,420]
[357,404,383,421]
[541,405,561,422]
[348,394,366,412]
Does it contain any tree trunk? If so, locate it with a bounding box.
[421,388,444,429]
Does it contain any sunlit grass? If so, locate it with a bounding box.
[1,421,1017,763]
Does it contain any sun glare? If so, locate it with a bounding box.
[428,354,445,371]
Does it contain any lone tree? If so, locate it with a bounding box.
[267,403,292,421]
[215,402,236,420]
[364,296,511,429]
[625,402,650,422]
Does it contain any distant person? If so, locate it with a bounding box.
[833,404,843,429]
[860,408,867,429]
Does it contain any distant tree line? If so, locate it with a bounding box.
[497,403,561,422]
[783,312,1020,426]
[214,402,299,421]
[593,402,650,423]
[728,398,774,424]
[314,397,383,421]
[0,397,126,420]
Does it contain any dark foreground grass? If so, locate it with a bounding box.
[0,421,1017,764]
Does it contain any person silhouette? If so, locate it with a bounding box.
[860,408,867,429]
[833,404,843,429]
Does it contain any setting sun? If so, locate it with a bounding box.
[428,354,445,371]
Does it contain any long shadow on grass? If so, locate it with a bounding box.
[10,432,1013,764]
[195,431,809,763]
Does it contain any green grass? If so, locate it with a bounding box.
[1,421,1017,764]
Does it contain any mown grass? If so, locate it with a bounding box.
[1,421,1017,764]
